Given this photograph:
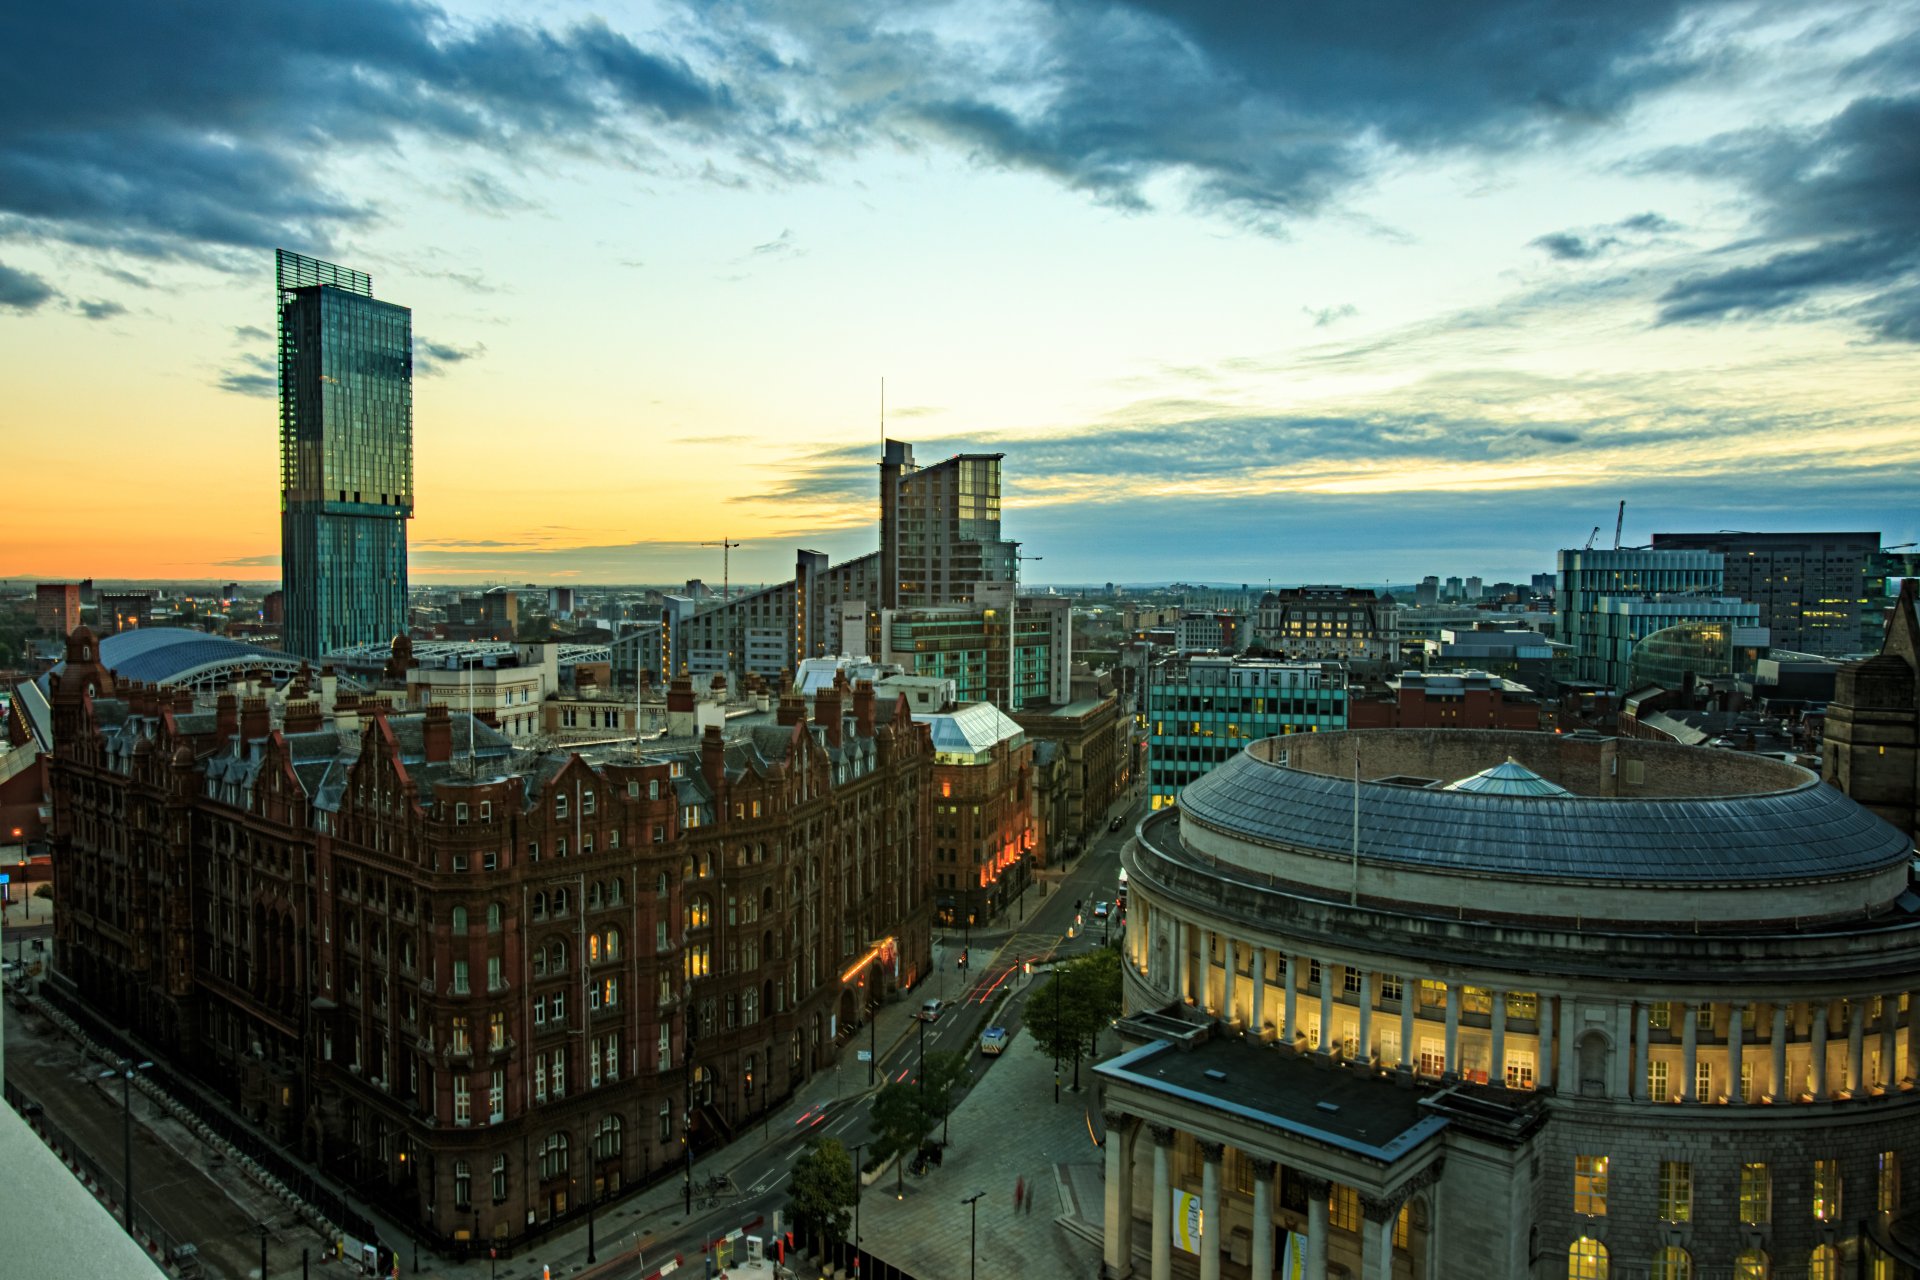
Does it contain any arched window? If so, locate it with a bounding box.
[532,892,547,921]
[1734,1250,1768,1280]
[487,902,503,933]
[1568,1237,1608,1280]
[399,935,416,970]
[1651,1247,1692,1280]
[594,1114,623,1159]
[553,888,569,916]
[608,878,624,906]
[589,933,602,964]
[590,881,604,910]
[601,928,622,962]
[1810,1245,1838,1280]
[548,940,567,974]
[451,905,468,933]
[538,1132,570,1180]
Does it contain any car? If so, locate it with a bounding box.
[1093,901,1111,919]
[919,998,946,1022]
[1108,815,1124,831]
[979,1026,1009,1056]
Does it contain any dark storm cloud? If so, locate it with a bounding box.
[0,0,736,259]
[1531,212,1677,261]
[1656,91,1920,340]
[0,261,56,310]
[884,0,1699,227]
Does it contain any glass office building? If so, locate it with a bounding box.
[1145,655,1347,809]
[276,249,413,660]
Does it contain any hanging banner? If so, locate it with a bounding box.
[1172,1190,1203,1253]
[1279,1227,1306,1279]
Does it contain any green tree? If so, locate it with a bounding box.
[1026,950,1124,1091]
[788,1137,856,1248]
[869,1082,934,1194]
[921,1050,972,1146]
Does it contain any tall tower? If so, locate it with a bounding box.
[276,249,413,660]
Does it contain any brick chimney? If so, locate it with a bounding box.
[814,683,843,748]
[776,693,806,726]
[422,703,453,763]
[702,723,727,805]
[284,699,323,734]
[332,690,361,736]
[240,695,270,740]
[853,679,876,739]
[215,692,238,740]
[667,677,696,737]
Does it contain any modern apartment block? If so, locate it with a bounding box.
[276,249,413,661]
[1254,586,1398,662]
[1145,655,1347,809]
[1651,531,1879,657]
[1556,548,1729,688]
[680,440,1021,685]
[33,583,80,637]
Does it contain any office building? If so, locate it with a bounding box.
[34,583,80,637]
[1254,587,1397,663]
[880,591,1072,713]
[1556,549,1729,687]
[1625,619,1770,692]
[1107,727,1917,1280]
[95,588,154,636]
[276,249,413,661]
[1652,532,1879,657]
[45,629,934,1252]
[1144,655,1346,809]
[1175,611,1247,655]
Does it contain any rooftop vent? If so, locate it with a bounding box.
[1317,1101,1341,1114]
[1204,1069,1227,1081]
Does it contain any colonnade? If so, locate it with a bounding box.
[1131,900,1919,1102]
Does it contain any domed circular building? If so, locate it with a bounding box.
[1097,729,1920,1280]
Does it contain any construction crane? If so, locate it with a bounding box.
[1583,526,1602,550]
[1613,500,1626,551]
[701,538,743,605]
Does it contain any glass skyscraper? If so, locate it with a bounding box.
[276,249,413,660]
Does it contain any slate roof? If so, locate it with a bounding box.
[1178,745,1913,884]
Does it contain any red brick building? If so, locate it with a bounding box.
[1348,670,1542,731]
[46,631,932,1250]
[34,582,81,637]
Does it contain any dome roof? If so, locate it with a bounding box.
[1443,759,1570,797]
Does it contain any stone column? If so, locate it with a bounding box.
[1303,1176,1331,1280]
[1848,999,1867,1096]
[1175,921,1189,1005]
[1907,993,1920,1084]
[1729,1003,1746,1103]
[1103,1111,1136,1279]
[1222,937,1237,1026]
[1443,984,1460,1079]
[1771,1004,1788,1101]
[1539,995,1555,1090]
[1283,956,1299,1044]
[1558,998,1577,1092]
[1150,1126,1174,1280]
[1632,1003,1650,1101]
[1251,947,1267,1041]
[1359,972,1375,1063]
[1400,979,1417,1073]
[1319,971,1335,1056]
[1811,1002,1829,1099]
[1199,1140,1223,1280]
[1360,1194,1399,1280]
[1681,1002,1699,1102]
[1490,989,1507,1087]
[1198,928,1213,1014]
[1249,1159,1276,1280]
[1881,996,1900,1091]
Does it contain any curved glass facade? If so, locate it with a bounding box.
[1628,620,1768,690]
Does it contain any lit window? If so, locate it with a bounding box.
[1648,1002,1671,1030]
[1648,1059,1671,1101]
[1813,1159,1842,1222]
[1732,1249,1767,1280]
[1328,1183,1359,1232]
[1651,1246,1692,1280]
[1810,1245,1838,1280]
[1740,1163,1771,1225]
[1574,1155,1608,1216]
[1567,1236,1608,1280]
[1879,1151,1900,1213]
[1659,1161,1692,1223]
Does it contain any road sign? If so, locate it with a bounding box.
[856,1049,872,1062]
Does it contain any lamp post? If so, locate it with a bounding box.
[585,1180,597,1265]
[961,1191,985,1280]
[98,1057,153,1236]
[257,1221,270,1280]
[849,1141,863,1255]
[868,1004,877,1088]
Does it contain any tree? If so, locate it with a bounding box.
[1026,950,1124,1091]
[921,1050,972,1146]
[869,1082,934,1194]
[788,1137,856,1249]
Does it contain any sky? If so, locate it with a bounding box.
[1,0,1917,587]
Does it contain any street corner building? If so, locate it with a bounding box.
[1100,726,1920,1280]
[42,628,936,1250]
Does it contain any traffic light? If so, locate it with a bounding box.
[957,949,969,971]
[1075,898,1082,911]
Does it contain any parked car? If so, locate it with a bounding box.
[979,1026,1009,1056]
[919,998,946,1022]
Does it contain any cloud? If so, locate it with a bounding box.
[0,260,56,311]
[216,371,277,398]
[1531,212,1676,261]
[1532,232,1614,261]
[414,336,484,375]
[215,553,280,568]
[1655,89,1920,340]
[746,228,802,260]
[75,298,124,320]
[1303,303,1357,327]
[1,0,739,261]
[233,324,270,342]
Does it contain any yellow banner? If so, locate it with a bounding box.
[1173,1190,1203,1253]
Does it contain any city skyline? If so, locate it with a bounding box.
[3,0,1917,585]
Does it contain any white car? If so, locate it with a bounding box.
[919,998,946,1022]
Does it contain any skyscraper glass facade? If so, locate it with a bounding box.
[277,249,413,659]
[1145,656,1347,809]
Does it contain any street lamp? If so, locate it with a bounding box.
[849,1141,864,1256]
[97,1057,153,1236]
[961,1191,985,1280]
[585,1179,597,1265]
[257,1221,270,1280]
